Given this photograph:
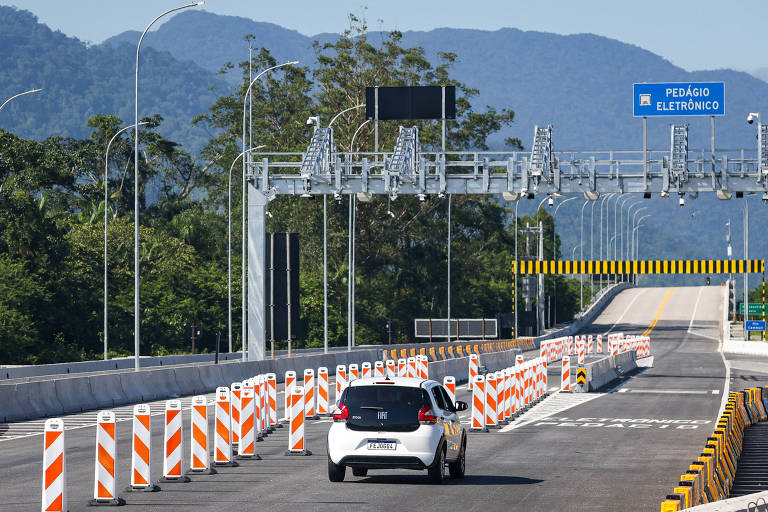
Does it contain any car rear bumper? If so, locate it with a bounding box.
[339,455,427,470]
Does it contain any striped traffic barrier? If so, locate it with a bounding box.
[468,354,479,390]
[259,375,268,433]
[361,362,372,378]
[284,370,296,422]
[267,373,278,430]
[230,382,242,449]
[237,382,258,459]
[418,355,429,379]
[128,404,159,492]
[285,385,311,456]
[597,335,603,353]
[568,336,574,355]
[561,356,571,392]
[471,375,487,431]
[160,400,190,483]
[252,377,263,440]
[89,411,124,506]
[373,361,385,378]
[443,376,456,405]
[525,362,533,407]
[515,356,524,413]
[407,357,417,378]
[386,360,396,377]
[188,395,215,475]
[587,335,594,354]
[397,359,407,377]
[213,387,237,467]
[317,367,329,415]
[349,363,359,381]
[495,371,506,424]
[335,365,346,404]
[578,337,586,364]
[485,372,498,428]
[42,418,67,511]
[304,369,317,419]
[504,367,515,418]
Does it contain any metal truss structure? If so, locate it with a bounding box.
[243,123,767,360]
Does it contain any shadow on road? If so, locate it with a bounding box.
[352,474,543,486]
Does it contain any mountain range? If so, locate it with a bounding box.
[1,6,766,286]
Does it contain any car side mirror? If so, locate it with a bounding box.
[455,400,467,412]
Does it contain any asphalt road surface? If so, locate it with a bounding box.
[1,286,763,511]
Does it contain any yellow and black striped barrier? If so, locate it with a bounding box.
[512,259,764,275]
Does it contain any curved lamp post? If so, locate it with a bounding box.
[134,2,204,371]
[104,121,147,360]
[0,88,42,112]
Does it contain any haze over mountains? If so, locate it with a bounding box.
[1,6,767,282]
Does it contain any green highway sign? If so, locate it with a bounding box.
[739,302,766,315]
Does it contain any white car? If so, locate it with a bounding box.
[327,376,468,484]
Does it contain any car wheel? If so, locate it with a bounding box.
[352,468,368,477]
[427,444,446,484]
[448,438,466,479]
[328,457,346,482]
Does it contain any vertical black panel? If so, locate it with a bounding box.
[265,233,300,342]
[288,233,300,339]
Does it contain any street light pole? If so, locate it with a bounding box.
[134,2,203,372]
[0,88,42,112]
[579,199,589,311]
[552,196,576,325]
[598,193,612,291]
[240,60,298,361]
[228,146,264,358]
[104,121,147,361]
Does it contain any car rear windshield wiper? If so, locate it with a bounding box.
[359,406,384,411]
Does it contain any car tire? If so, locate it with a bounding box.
[328,457,346,482]
[352,468,368,477]
[427,444,446,484]
[448,437,466,479]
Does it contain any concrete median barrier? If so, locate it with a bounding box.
[89,373,130,408]
[55,376,98,413]
[574,350,638,392]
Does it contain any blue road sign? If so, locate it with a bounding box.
[745,320,766,332]
[633,82,725,117]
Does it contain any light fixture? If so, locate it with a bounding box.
[502,192,520,201]
[333,192,342,203]
[547,196,554,207]
[266,210,273,218]
[584,190,600,201]
[716,190,732,200]
[417,194,427,203]
[356,192,373,202]
[679,194,685,207]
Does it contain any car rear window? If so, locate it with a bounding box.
[344,385,430,432]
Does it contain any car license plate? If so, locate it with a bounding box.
[367,440,396,451]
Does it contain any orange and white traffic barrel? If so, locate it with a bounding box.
[129,403,158,491]
[230,382,242,448]
[285,385,311,456]
[515,355,524,412]
[373,361,385,378]
[597,335,603,353]
[42,418,67,511]
[495,371,506,423]
[213,387,237,467]
[561,356,571,392]
[485,372,498,428]
[252,376,263,439]
[406,357,417,378]
[160,399,189,483]
[471,375,487,432]
[587,335,594,354]
[267,373,278,430]
[237,382,258,459]
[504,368,514,418]
[568,336,574,355]
[257,375,267,433]
[577,337,585,365]
[283,370,296,422]
[303,369,317,419]
[397,359,407,377]
[335,365,346,403]
[443,376,456,406]
[317,367,329,415]
[361,362,372,378]
[349,363,359,381]
[89,411,124,505]
[468,354,479,390]
[386,360,396,377]
[189,395,215,475]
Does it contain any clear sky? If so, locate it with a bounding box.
[3,0,766,72]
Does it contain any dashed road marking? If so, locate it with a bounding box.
[499,391,606,432]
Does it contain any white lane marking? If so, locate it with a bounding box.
[712,390,720,395]
[620,389,709,395]
[548,387,559,392]
[604,288,648,334]
[618,389,629,393]
[499,391,605,432]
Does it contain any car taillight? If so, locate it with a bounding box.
[333,403,349,422]
[418,405,437,424]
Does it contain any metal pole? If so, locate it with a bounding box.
[348,195,352,351]
[0,88,42,112]
[579,200,588,311]
[745,198,749,332]
[514,200,519,338]
[352,195,356,347]
[538,221,544,334]
[104,122,145,361]
[241,60,297,360]
[552,196,576,325]
[134,2,203,372]
[643,116,648,185]
[323,195,328,354]
[447,194,452,342]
